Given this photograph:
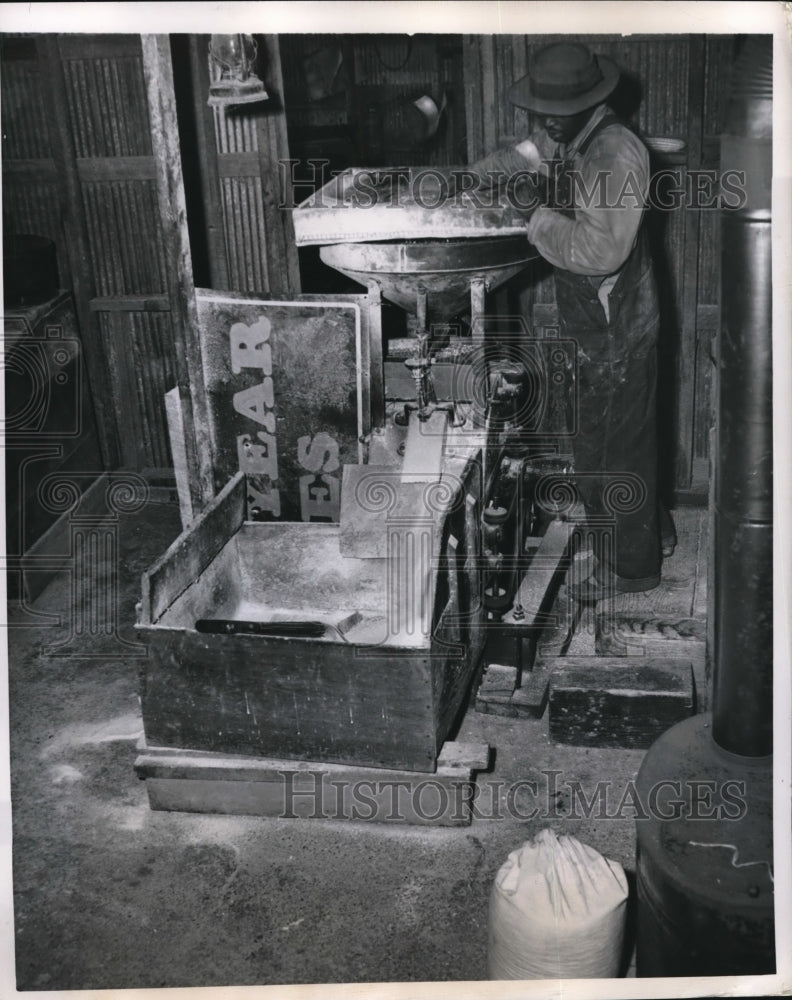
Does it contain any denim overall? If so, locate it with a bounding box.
[552,115,662,586]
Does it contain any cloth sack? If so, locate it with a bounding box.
[488,828,628,979]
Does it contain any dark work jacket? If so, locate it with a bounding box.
[551,115,661,364]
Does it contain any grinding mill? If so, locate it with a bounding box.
[133,166,556,821]
[295,165,539,428]
[320,235,534,421]
[297,168,575,678]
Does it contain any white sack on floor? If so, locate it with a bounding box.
[488,827,628,980]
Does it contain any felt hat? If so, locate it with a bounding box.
[508,42,619,115]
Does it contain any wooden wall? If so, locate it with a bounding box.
[2,32,298,481]
[3,35,178,474]
[463,34,732,498]
[3,33,732,500]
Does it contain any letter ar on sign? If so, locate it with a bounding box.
[234,381,276,432]
[230,316,272,374]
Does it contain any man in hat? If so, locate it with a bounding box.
[462,41,674,600]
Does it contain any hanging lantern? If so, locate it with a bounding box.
[207,34,269,108]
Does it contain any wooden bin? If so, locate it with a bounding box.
[137,462,485,774]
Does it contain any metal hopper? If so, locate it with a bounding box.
[294,165,539,321]
[319,236,536,321]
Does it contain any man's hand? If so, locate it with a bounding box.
[514,138,542,171]
[512,172,548,224]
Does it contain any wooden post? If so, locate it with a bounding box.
[254,35,301,297]
[141,34,215,510]
[367,281,385,426]
[463,36,484,163]
[187,35,230,290]
[676,35,707,492]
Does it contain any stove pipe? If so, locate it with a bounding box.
[634,37,775,978]
[712,34,773,757]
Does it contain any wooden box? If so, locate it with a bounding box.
[548,657,695,749]
[137,460,485,774]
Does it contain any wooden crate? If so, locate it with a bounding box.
[137,455,486,774]
[547,657,695,749]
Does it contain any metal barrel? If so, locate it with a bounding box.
[635,716,775,977]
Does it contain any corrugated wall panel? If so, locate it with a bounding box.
[697,211,720,308]
[210,91,275,292]
[693,351,713,459]
[281,34,462,169]
[61,55,153,158]
[99,310,176,471]
[354,36,422,84]
[691,36,731,474]
[279,34,327,94]
[1,57,52,159]
[130,310,178,471]
[200,37,299,296]
[1,44,59,259]
[697,35,730,306]
[57,36,183,473]
[220,176,269,292]
[466,35,692,153]
[2,34,212,475]
[213,103,260,155]
[2,178,61,238]
[509,37,530,142]
[1,172,72,300]
[703,35,731,133]
[80,180,168,297]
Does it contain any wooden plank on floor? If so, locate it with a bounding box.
[135,740,490,826]
[436,742,491,770]
[563,508,709,708]
[593,614,707,714]
[511,658,553,717]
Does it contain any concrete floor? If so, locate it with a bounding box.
[6,498,705,990]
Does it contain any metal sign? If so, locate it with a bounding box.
[196,292,363,522]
